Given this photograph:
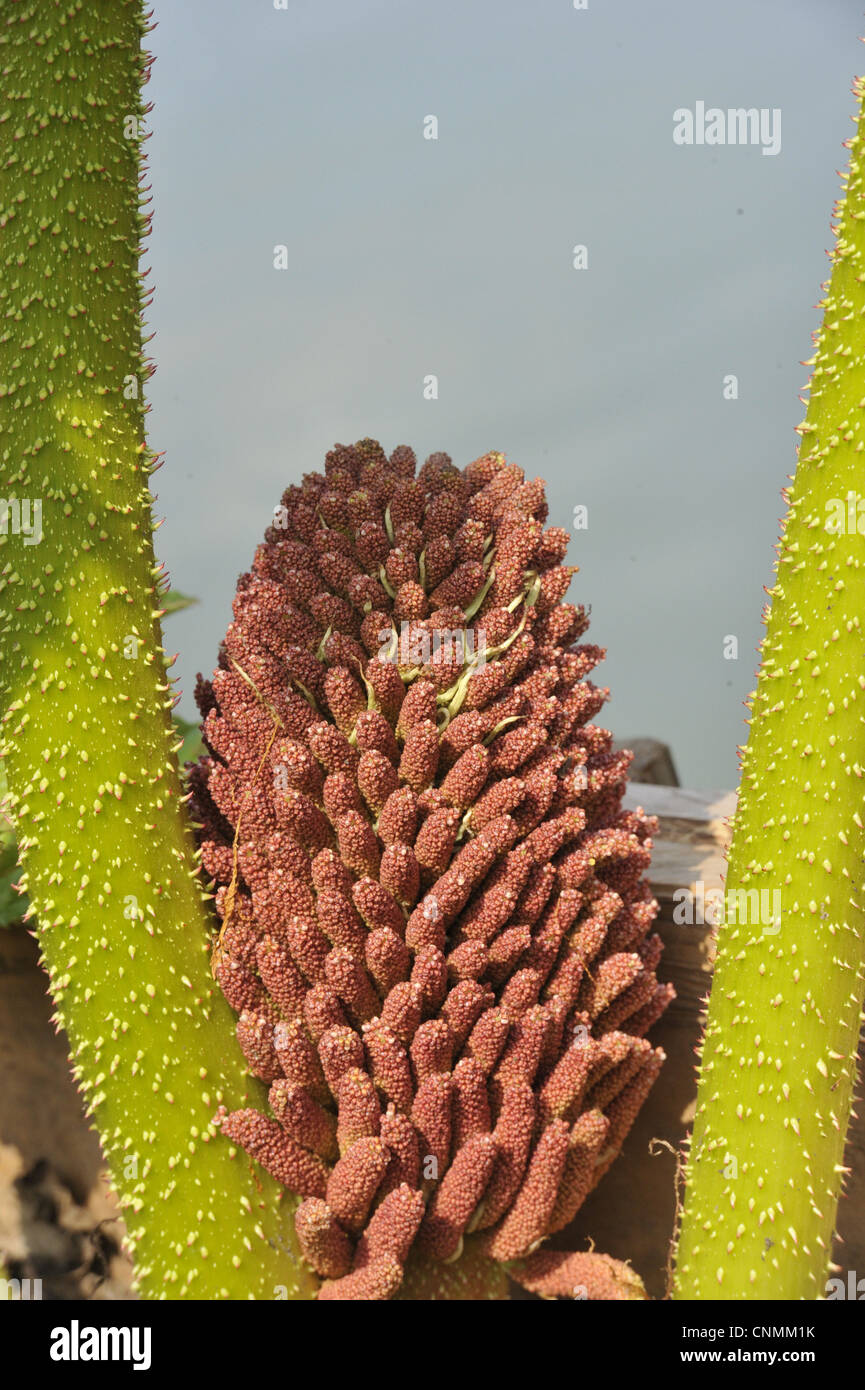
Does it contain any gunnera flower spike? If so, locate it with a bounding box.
[191,440,671,1300]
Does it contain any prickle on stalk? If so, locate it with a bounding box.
[192,439,670,1300]
[675,76,865,1300]
[0,2,314,1299]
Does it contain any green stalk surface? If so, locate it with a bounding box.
[675,78,865,1299]
[0,0,314,1300]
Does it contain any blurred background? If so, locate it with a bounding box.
[5,2,865,1303]
[146,0,865,790]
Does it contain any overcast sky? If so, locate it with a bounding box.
[145,0,865,789]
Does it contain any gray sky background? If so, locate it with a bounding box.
[145,0,865,790]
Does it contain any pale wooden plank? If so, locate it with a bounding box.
[647,842,727,897]
[623,781,737,823]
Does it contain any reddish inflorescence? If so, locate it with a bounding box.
[191,441,671,1300]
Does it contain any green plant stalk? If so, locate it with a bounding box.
[0,1,314,1299]
[674,78,865,1299]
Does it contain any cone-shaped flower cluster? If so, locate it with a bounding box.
[191,441,671,1299]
